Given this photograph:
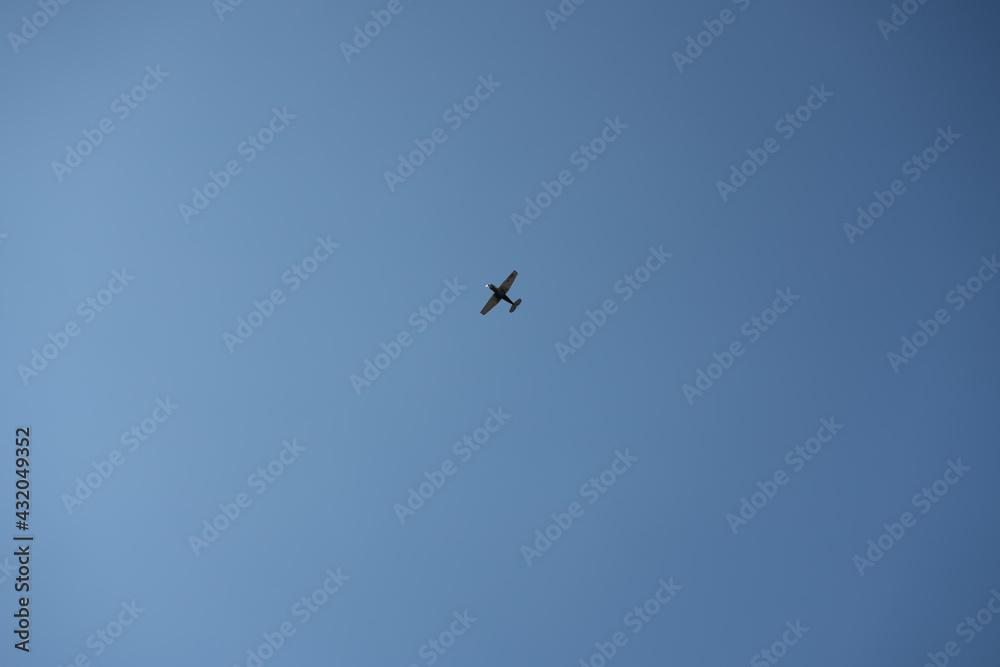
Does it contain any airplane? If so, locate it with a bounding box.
[481,270,522,315]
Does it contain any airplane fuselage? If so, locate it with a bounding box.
[487,283,514,305]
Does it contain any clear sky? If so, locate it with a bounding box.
[3,0,999,665]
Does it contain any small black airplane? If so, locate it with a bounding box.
[481,270,521,315]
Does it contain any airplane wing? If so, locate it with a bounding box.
[499,270,517,293]
[480,294,500,315]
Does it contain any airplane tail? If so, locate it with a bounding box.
[509,298,521,313]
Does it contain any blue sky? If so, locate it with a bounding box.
[2,0,999,665]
